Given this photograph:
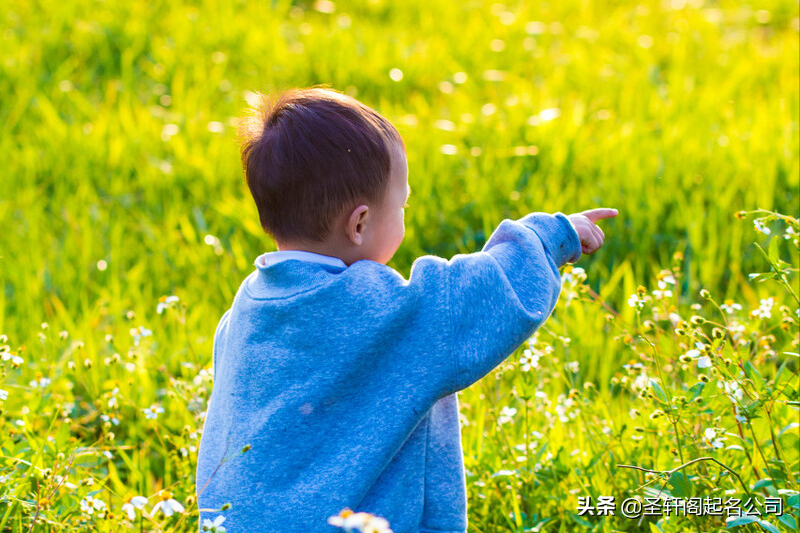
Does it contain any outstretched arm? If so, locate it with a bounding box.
[433,208,616,392]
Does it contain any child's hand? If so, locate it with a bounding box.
[567,208,618,255]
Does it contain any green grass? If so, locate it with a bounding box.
[0,0,798,531]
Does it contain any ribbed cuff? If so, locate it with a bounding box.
[518,212,582,266]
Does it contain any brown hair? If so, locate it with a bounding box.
[238,87,404,243]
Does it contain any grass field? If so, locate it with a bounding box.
[0,0,798,531]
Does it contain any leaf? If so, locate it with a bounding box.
[777,514,797,531]
[744,361,765,390]
[742,399,764,420]
[688,382,705,401]
[726,515,759,529]
[532,442,549,466]
[649,379,668,404]
[778,429,798,452]
[788,494,800,509]
[768,235,780,263]
[587,453,604,469]
[568,512,595,528]
[753,479,773,490]
[668,471,692,497]
[755,519,780,533]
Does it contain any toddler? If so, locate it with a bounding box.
[196,87,616,532]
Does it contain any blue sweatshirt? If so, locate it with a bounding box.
[196,212,581,533]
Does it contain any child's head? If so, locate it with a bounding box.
[238,87,409,266]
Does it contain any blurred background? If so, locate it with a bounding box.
[1,0,797,338]
[0,0,797,531]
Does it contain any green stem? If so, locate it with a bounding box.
[617,456,754,499]
[636,311,686,465]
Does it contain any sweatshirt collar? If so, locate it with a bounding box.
[255,250,348,270]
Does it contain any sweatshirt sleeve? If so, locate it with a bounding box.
[212,308,231,378]
[440,212,581,391]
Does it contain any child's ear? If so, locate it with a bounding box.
[346,205,369,245]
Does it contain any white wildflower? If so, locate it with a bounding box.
[684,349,701,360]
[752,297,774,319]
[632,373,649,391]
[130,326,153,346]
[720,300,742,314]
[328,509,393,533]
[519,349,540,371]
[718,380,744,401]
[157,295,180,315]
[122,495,148,520]
[703,428,726,449]
[653,287,673,298]
[80,495,106,515]
[697,356,712,369]
[753,219,771,234]
[143,404,165,420]
[627,294,644,308]
[1,352,23,365]
[497,406,517,425]
[101,414,120,426]
[201,515,227,532]
[29,377,51,388]
[151,491,184,517]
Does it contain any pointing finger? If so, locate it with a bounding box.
[583,208,618,223]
